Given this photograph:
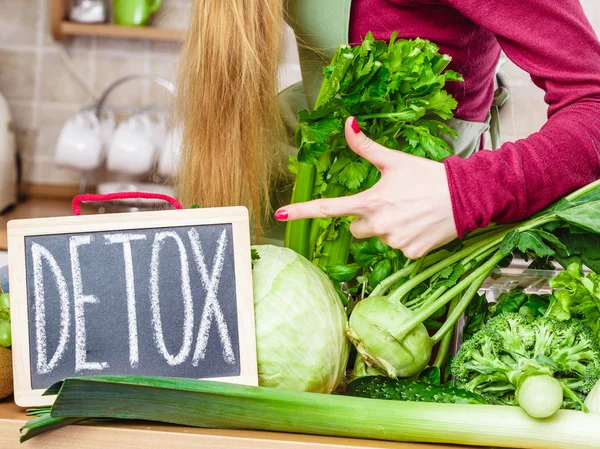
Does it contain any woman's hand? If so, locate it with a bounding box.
[275,117,458,259]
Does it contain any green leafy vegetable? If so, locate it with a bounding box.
[0,283,10,348]
[322,263,360,282]
[493,291,549,318]
[553,227,600,273]
[418,366,441,386]
[545,262,600,336]
[461,293,490,342]
[250,248,260,269]
[339,237,407,298]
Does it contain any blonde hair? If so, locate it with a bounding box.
[175,0,285,236]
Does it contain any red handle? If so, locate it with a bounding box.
[72,192,184,215]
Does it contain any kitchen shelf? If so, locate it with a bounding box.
[49,0,184,42]
[59,21,184,42]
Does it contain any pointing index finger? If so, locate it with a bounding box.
[275,194,366,221]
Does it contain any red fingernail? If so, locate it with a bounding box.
[351,117,361,134]
[274,209,288,221]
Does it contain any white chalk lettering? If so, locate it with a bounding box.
[104,233,146,368]
[189,228,235,366]
[149,231,194,366]
[31,243,71,375]
[70,235,109,372]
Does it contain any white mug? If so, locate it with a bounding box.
[150,111,167,152]
[158,126,183,178]
[106,114,156,175]
[99,111,116,149]
[55,111,104,171]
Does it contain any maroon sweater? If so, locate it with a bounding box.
[350,0,600,237]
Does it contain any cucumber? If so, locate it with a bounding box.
[345,376,486,404]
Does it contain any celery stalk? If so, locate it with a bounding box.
[284,162,316,258]
[316,224,353,267]
[284,46,353,263]
[284,47,355,264]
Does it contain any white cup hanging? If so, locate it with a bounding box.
[150,111,168,153]
[106,113,157,176]
[158,126,183,178]
[55,110,104,171]
[99,110,116,150]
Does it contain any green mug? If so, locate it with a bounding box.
[113,0,163,27]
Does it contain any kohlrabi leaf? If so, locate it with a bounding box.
[553,228,600,273]
[500,231,519,256]
[557,200,600,234]
[499,230,556,259]
[516,231,555,258]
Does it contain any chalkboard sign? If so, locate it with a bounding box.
[7,207,257,407]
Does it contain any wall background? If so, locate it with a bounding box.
[494,0,599,146]
[0,0,598,187]
[0,0,195,186]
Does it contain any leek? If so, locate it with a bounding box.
[21,376,600,448]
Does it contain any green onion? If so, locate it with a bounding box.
[21,376,600,448]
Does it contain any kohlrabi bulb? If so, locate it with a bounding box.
[346,296,431,378]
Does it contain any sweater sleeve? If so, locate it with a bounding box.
[442,0,600,237]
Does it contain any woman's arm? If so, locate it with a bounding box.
[443,0,600,236]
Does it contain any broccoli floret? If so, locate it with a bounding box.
[451,313,600,413]
[583,364,600,394]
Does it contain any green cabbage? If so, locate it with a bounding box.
[252,245,350,393]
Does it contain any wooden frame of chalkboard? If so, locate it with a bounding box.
[7,207,258,407]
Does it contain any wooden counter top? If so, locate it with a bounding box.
[0,195,138,251]
[0,400,474,449]
[0,199,78,251]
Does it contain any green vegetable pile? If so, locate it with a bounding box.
[281,32,600,421]
[0,284,10,348]
[18,34,600,449]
